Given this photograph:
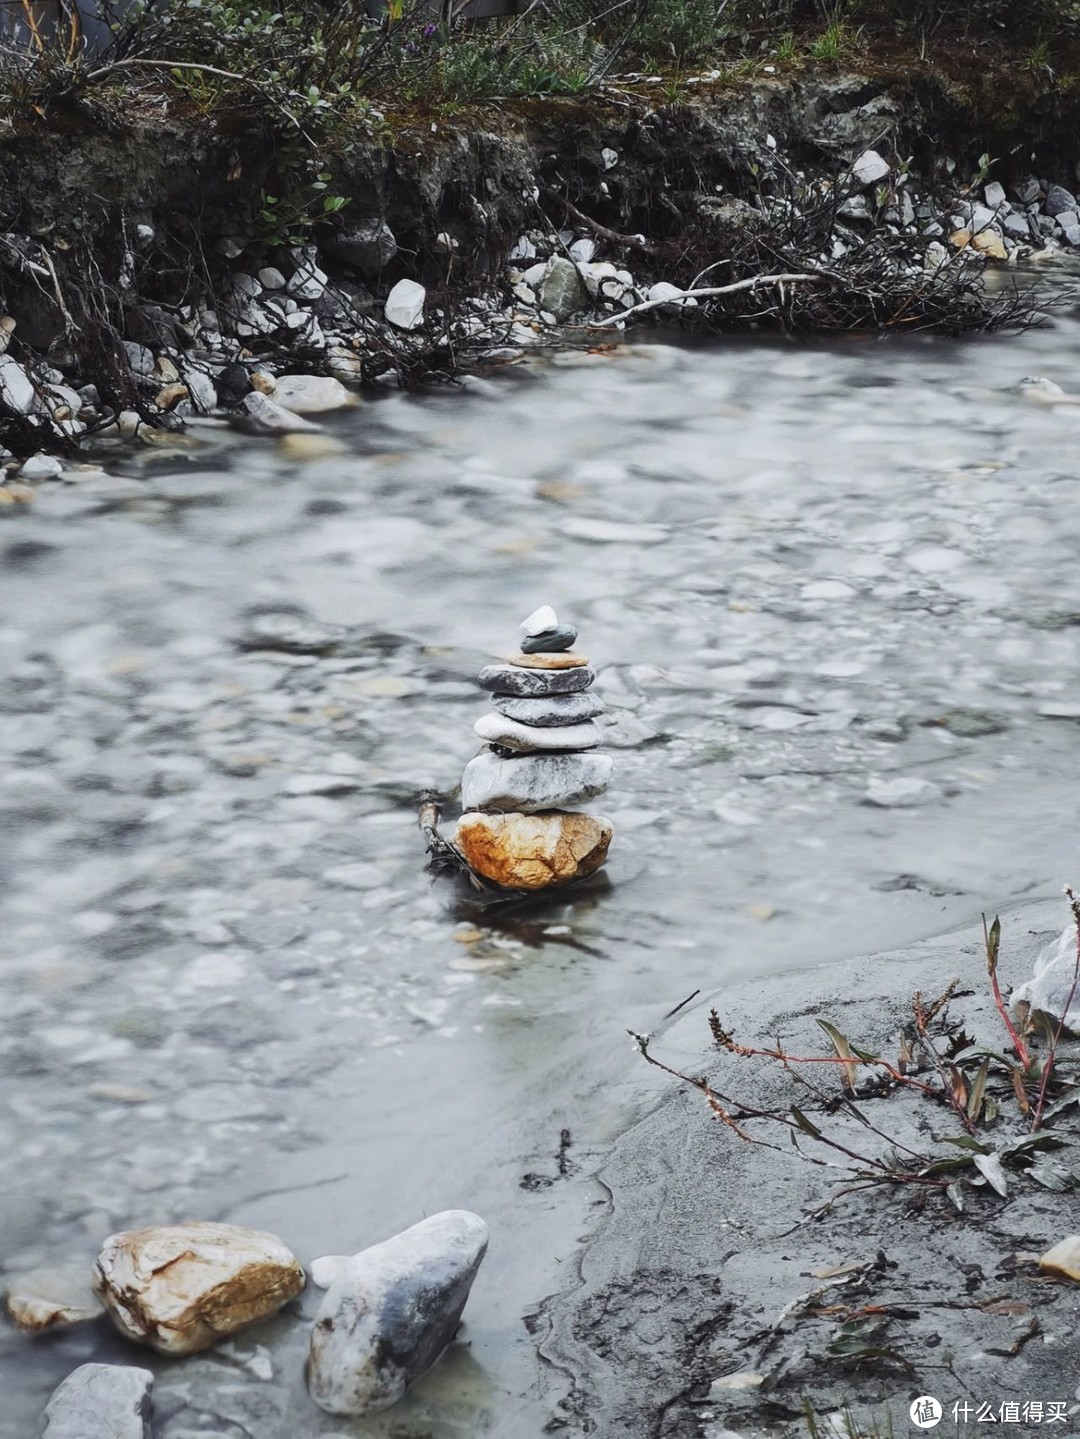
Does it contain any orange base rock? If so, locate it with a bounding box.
[454,810,612,891]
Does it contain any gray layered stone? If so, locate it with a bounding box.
[42,1363,154,1439]
[478,662,595,697]
[474,714,603,752]
[325,220,398,277]
[229,392,320,436]
[492,691,605,726]
[461,748,612,811]
[520,623,578,654]
[1045,183,1077,217]
[539,256,587,321]
[307,1210,488,1416]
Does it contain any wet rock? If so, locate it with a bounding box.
[19,454,63,480]
[0,354,38,413]
[863,776,943,807]
[460,748,612,811]
[984,180,1006,209]
[229,392,320,436]
[93,1221,305,1355]
[474,713,603,752]
[508,648,588,669]
[851,149,890,185]
[385,278,425,330]
[455,810,612,889]
[273,374,357,414]
[539,256,587,321]
[326,220,398,276]
[1045,183,1077,217]
[492,691,605,726]
[647,281,697,312]
[310,1255,349,1289]
[41,1363,153,1439]
[307,1210,488,1416]
[258,266,286,289]
[287,257,327,300]
[4,1263,101,1333]
[521,623,578,653]
[477,662,595,697]
[1038,1236,1080,1281]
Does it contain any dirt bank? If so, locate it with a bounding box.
[538,894,1080,1437]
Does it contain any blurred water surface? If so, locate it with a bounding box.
[3,305,1080,1433]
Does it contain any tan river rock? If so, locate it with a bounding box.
[506,650,589,669]
[4,1264,102,1333]
[92,1221,305,1355]
[455,810,612,889]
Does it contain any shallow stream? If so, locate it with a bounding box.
[3,298,1080,1435]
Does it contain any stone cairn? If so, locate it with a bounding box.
[453,605,613,891]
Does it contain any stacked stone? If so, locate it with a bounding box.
[454,606,613,890]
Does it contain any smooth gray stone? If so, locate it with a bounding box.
[42,1363,154,1439]
[307,1210,488,1416]
[492,692,605,726]
[477,663,594,697]
[460,748,612,812]
[474,714,602,752]
[520,624,578,654]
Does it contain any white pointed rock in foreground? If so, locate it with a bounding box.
[41,1363,154,1439]
[307,1210,488,1416]
[93,1221,305,1355]
[520,604,557,638]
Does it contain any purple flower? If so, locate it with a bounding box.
[422,22,437,37]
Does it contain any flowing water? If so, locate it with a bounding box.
[4,298,1080,1435]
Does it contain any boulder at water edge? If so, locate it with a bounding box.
[307,1209,489,1415]
[41,1363,153,1439]
[93,1221,305,1355]
[455,810,612,890]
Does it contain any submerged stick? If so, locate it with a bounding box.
[590,271,832,328]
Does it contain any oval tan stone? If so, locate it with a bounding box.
[506,650,589,670]
[92,1221,305,1355]
[454,810,612,890]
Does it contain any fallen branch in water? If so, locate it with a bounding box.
[590,271,832,327]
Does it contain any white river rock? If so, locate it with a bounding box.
[4,1263,101,1333]
[473,713,603,752]
[41,1363,153,1439]
[273,374,357,414]
[521,604,558,637]
[93,1221,305,1355]
[385,278,426,330]
[307,1210,488,1415]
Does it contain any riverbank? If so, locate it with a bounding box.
[540,894,1080,1437]
[1,50,1078,466]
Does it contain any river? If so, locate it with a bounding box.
[3,301,1080,1435]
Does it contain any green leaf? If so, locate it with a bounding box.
[817,1019,858,1091]
[790,1106,823,1139]
[967,1058,990,1121]
[1041,1086,1080,1121]
[940,1135,990,1153]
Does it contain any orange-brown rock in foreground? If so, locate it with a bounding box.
[455,810,612,890]
[93,1221,305,1355]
